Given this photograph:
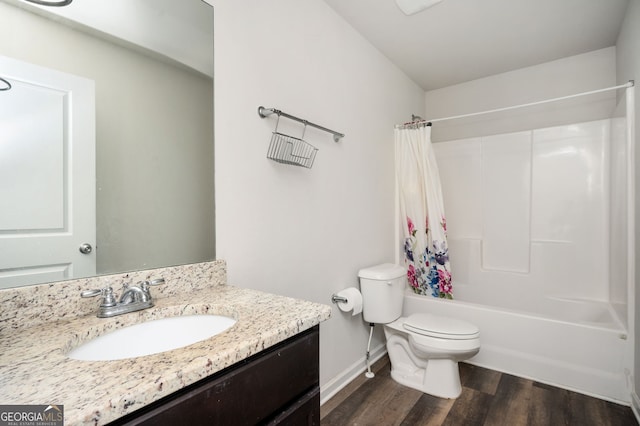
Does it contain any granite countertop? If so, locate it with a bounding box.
[0,283,331,425]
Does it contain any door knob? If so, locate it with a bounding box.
[79,243,93,254]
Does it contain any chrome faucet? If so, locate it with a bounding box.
[119,283,150,304]
[81,278,165,318]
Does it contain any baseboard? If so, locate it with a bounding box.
[631,391,640,423]
[320,343,387,405]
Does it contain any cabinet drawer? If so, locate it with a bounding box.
[265,387,320,426]
[113,326,319,426]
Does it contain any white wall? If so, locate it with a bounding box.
[211,0,424,396]
[425,47,617,142]
[616,0,640,415]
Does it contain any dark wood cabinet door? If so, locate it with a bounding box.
[110,326,320,426]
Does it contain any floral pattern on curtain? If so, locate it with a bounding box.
[395,124,453,299]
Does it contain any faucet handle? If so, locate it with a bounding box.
[139,278,165,290]
[81,287,117,307]
[148,278,165,286]
[81,289,102,298]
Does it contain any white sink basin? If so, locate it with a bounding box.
[68,315,237,361]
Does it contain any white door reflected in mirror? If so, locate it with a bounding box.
[0,55,96,288]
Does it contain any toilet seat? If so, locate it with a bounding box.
[403,313,479,340]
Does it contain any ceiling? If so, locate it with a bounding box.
[322,0,630,91]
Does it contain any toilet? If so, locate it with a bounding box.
[358,263,480,399]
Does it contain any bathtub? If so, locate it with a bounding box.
[402,286,631,404]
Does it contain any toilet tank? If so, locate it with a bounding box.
[358,263,406,324]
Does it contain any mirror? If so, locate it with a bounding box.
[0,0,215,289]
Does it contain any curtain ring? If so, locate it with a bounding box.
[0,77,11,91]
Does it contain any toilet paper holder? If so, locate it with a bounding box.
[331,287,363,316]
[331,294,348,304]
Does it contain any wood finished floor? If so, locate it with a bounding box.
[321,356,637,426]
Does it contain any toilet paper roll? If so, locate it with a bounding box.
[336,287,363,316]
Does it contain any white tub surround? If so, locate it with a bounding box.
[0,260,332,425]
[434,119,613,302]
[434,117,631,318]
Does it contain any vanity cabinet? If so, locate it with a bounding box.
[109,325,320,426]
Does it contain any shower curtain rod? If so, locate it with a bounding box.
[403,80,635,126]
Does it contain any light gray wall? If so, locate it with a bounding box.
[424,47,617,142]
[616,0,640,414]
[0,3,215,275]
[211,0,424,397]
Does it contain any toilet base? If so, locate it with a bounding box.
[389,357,462,399]
[385,328,478,399]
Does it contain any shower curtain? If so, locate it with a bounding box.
[395,124,452,299]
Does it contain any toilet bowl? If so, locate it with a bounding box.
[358,263,480,399]
[384,313,479,398]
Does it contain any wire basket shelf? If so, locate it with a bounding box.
[267,132,318,169]
[258,106,344,169]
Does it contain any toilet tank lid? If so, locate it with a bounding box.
[358,263,406,280]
